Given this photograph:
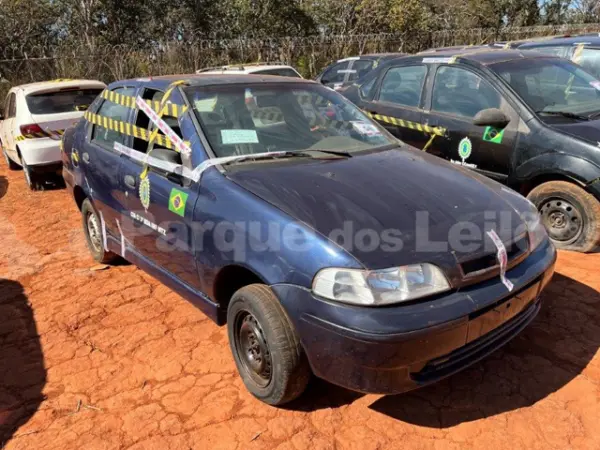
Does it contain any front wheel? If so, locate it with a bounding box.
[527,180,600,253]
[81,198,118,264]
[227,284,311,405]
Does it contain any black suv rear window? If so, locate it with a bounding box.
[26,88,103,115]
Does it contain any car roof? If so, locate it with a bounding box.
[394,48,558,66]
[110,74,315,91]
[15,79,106,95]
[518,35,600,48]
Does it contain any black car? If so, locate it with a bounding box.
[340,49,600,252]
[316,53,405,90]
[516,36,600,79]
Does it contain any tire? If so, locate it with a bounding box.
[22,159,43,191]
[2,149,20,171]
[527,180,600,253]
[227,284,311,405]
[81,198,118,264]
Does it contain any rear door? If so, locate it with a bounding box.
[84,85,138,239]
[119,86,201,290]
[422,64,519,179]
[26,85,104,137]
[1,93,17,158]
[361,63,429,148]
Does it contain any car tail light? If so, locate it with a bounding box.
[20,124,45,137]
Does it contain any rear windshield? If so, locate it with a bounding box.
[26,88,103,115]
[185,83,395,158]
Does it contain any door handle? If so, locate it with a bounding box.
[82,153,90,164]
[124,175,136,189]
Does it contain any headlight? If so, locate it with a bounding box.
[312,264,451,306]
[523,209,547,251]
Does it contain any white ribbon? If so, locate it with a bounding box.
[136,96,192,155]
[487,229,514,292]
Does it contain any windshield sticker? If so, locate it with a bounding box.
[483,126,505,144]
[352,121,381,136]
[422,57,457,64]
[590,81,600,91]
[139,177,151,211]
[221,129,259,145]
[487,229,514,292]
[169,188,188,217]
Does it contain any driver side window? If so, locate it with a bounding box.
[432,66,501,118]
[378,65,426,108]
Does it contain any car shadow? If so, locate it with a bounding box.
[0,176,7,200]
[368,272,599,427]
[0,279,46,446]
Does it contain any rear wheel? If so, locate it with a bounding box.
[527,180,600,253]
[22,159,43,191]
[2,148,20,171]
[227,284,311,405]
[81,198,118,264]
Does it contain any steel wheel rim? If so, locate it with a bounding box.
[234,311,272,388]
[86,212,103,253]
[540,197,583,243]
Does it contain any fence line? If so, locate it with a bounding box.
[1,23,599,96]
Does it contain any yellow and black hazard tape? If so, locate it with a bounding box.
[101,90,188,118]
[364,112,446,136]
[84,111,189,151]
[15,129,65,142]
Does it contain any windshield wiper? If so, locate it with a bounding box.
[294,149,353,158]
[222,151,314,166]
[587,110,600,120]
[535,110,590,121]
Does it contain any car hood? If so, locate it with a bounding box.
[227,148,527,272]
[550,119,600,145]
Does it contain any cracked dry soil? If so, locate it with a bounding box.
[0,165,598,450]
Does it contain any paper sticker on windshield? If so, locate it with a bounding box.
[221,129,259,145]
[487,229,514,292]
[590,81,600,91]
[352,122,381,136]
[483,126,505,144]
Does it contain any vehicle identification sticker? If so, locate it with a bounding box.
[351,121,381,136]
[483,126,505,144]
[458,137,472,161]
[487,229,514,292]
[221,129,259,145]
[139,177,151,211]
[169,188,188,217]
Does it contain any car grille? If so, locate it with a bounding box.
[411,297,539,384]
[458,233,529,280]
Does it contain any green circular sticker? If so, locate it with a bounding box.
[139,177,151,210]
[458,137,472,160]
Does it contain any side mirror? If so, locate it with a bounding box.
[473,108,510,128]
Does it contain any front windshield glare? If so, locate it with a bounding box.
[184,83,396,158]
[492,57,600,116]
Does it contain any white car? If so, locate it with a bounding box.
[0,79,106,190]
[196,63,302,78]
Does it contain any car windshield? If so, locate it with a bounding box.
[26,88,103,115]
[184,83,396,158]
[491,57,600,118]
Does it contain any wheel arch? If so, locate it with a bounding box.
[73,184,87,211]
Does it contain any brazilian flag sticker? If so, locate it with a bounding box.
[169,188,188,217]
[483,126,505,144]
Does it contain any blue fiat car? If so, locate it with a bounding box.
[62,75,556,405]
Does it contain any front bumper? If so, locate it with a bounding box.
[273,239,556,395]
[18,138,61,166]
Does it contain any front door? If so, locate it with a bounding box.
[423,64,519,180]
[119,87,201,290]
[361,64,430,149]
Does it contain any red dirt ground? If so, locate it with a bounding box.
[0,163,599,450]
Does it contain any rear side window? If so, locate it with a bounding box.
[378,65,427,108]
[576,48,600,79]
[91,87,136,147]
[348,60,374,82]
[26,88,103,115]
[255,68,301,78]
[320,62,350,85]
[431,66,500,118]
